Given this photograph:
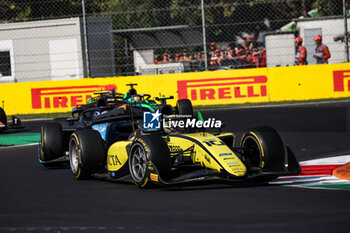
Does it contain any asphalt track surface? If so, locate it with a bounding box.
[1,102,350,233]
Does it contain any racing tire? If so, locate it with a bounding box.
[69,129,106,179]
[128,135,170,188]
[40,123,63,163]
[240,126,285,172]
[176,99,193,116]
[0,107,7,132]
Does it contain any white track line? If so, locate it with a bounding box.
[0,143,38,150]
[300,155,350,165]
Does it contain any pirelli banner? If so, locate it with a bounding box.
[0,63,349,115]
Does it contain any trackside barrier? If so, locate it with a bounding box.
[0,63,349,115]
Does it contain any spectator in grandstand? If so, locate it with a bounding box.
[237,49,255,69]
[161,53,169,63]
[246,36,255,49]
[229,49,242,69]
[209,49,221,69]
[313,35,331,64]
[218,50,226,65]
[240,38,250,51]
[187,53,197,71]
[180,50,191,62]
[259,48,266,67]
[174,53,181,62]
[251,48,261,68]
[224,50,229,61]
[196,52,202,61]
[209,42,217,55]
[154,55,160,64]
[197,52,206,71]
[226,48,235,60]
[252,47,266,68]
[168,54,174,62]
[221,48,242,69]
[225,43,233,54]
[295,37,307,66]
[188,53,194,61]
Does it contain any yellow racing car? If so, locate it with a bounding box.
[68,110,301,188]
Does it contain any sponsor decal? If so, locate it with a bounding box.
[92,123,108,141]
[333,70,350,92]
[150,173,159,182]
[219,153,233,157]
[108,155,122,166]
[31,84,116,109]
[177,76,267,101]
[227,162,238,165]
[143,110,161,130]
[203,139,225,146]
[169,144,182,153]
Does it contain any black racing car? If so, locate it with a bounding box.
[0,107,24,133]
[39,97,193,167]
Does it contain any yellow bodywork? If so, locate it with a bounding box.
[107,141,131,171]
[106,132,246,177]
[167,132,247,177]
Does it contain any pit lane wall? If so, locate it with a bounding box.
[0,63,349,115]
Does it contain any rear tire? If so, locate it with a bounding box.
[40,123,63,162]
[0,107,7,132]
[176,99,193,116]
[69,130,106,179]
[128,135,170,188]
[240,126,285,172]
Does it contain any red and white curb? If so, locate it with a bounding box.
[269,155,350,190]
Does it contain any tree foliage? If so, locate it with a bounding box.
[0,0,344,26]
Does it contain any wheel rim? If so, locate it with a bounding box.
[242,135,262,167]
[130,145,147,182]
[69,138,79,174]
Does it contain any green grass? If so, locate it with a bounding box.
[9,111,71,120]
[6,97,350,120]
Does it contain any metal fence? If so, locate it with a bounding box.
[0,0,349,82]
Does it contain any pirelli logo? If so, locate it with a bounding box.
[177,76,268,101]
[333,70,350,92]
[31,84,117,109]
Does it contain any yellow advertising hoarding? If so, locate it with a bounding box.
[0,63,349,115]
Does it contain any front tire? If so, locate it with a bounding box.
[69,130,106,179]
[128,135,170,188]
[240,126,285,172]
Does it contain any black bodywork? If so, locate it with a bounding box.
[0,107,24,133]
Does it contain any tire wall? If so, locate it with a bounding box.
[0,63,349,115]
